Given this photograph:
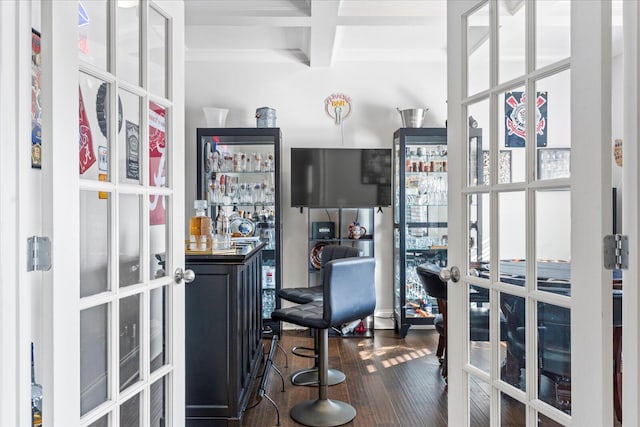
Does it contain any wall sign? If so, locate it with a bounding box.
[505,91,547,147]
[126,121,140,180]
[79,87,96,174]
[324,93,352,125]
[31,29,42,169]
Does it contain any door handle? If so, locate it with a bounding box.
[174,267,195,283]
[439,266,460,283]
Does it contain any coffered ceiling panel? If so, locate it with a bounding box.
[185,0,448,67]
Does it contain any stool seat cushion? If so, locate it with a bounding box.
[277,286,323,304]
[272,301,327,329]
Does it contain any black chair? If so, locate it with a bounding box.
[417,263,506,381]
[537,302,572,409]
[500,294,526,386]
[416,264,447,353]
[271,257,376,427]
[277,245,360,386]
[416,264,448,378]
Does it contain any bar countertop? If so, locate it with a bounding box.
[185,239,266,263]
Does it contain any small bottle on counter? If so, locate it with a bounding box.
[214,207,231,249]
[189,200,212,251]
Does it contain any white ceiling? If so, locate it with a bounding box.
[184,0,449,67]
[184,1,623,67]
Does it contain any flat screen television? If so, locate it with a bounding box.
[290,148,392,208]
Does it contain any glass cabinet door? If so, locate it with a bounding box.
[196,128,282,335]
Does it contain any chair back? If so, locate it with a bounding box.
[538,303,571,377]
[416,263,447,300]
[322,257,376,326]
[319,245,360,284]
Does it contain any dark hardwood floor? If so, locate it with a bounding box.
[244,329,622,427]
[244,328,449,427]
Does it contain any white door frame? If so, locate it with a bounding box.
[447,1,612,425]
[622,2,640,426]
[0,2,33,426]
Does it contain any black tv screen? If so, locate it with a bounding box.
[290,148,392,208]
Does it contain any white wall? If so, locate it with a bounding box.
[185,60,447,327]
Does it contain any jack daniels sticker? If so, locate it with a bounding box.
[126,120,140,180]
[505,91,547,148]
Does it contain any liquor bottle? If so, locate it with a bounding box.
[189,200,212,251]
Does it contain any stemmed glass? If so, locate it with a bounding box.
[229,177,239,204]
[253,182,262,204]
[208,179,220,204]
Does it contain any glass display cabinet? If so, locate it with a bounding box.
[393,128,483,337]
[393,128,448,337]
[196,128,281,335]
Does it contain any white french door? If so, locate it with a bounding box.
[41,1,185,425]
[447,1,613,426]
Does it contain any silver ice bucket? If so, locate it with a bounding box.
[397,108,428,128]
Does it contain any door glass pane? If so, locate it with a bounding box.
[470,376,490,427]
[536,190,571,296]
[119,392,140,427]
[537,302,571,414]
[80,73,110,181]
[501,391,525,425]
[149,7,168,98]
[80,191,110,297]
[499,86,526,183]
[536,70,571,180]
[150,194,168,279]
[149,102,167,188]
[150,286,168,372]
[499,191,525,286]
[150,376,167,427]
[498,0,525,84]
[469,285,490,372]
[500,293,525,391]
[536,1,571,69]
[120,194,142,287]
[88,414,109,427]
[538,412,564,427]
[78,0,108,70]
[467,3,490,96]
[120,293,141,391]
[117,1,141,86]
[81,304,109,416]
[468,99,489,187]
[119,90,142,185]
[468,193,490,274]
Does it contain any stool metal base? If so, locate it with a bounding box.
[291,368,346,386]
[290,398,356,427]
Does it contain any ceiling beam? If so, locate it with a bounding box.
[309,0,340,67]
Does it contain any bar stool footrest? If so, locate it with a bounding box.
[291,368,345,387]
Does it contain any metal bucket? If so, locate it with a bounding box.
[397,108,428,128]
[256,107,277,128]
